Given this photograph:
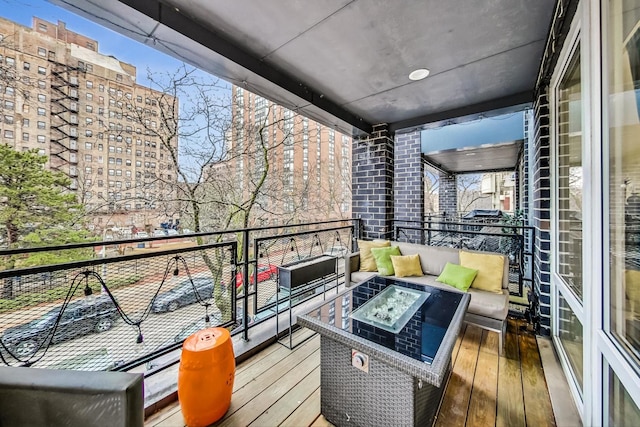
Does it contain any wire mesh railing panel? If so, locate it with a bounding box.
[0,241,236,372]
[250,226,352,322]
[0,219,361,372]
[394,222,534,300]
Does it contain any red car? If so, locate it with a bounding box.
[235,264,278,290]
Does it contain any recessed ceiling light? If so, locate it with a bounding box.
[409,68,430,81]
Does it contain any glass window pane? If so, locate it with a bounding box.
[556,47,583,300]
[608,366,640,425]
[607,0,640,359]
[559,292,583,392]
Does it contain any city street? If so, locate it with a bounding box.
[0,252,345,371]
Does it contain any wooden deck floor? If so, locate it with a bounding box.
[146,319,555,427]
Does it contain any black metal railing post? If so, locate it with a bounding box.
[252,235,259,321]
[241,229,250,342]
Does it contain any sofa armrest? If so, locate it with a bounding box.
[502,254,509,290]
[344,252,360,286]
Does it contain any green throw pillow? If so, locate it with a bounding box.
[436,262,478,291]
[370,246,401,276]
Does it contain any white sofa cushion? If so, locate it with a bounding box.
[394,242,459,275]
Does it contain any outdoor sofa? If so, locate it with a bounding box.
[344,240,510,354]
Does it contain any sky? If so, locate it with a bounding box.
[1,0,189,87]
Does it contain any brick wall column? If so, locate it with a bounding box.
[439,172,457,218]
[352,124,394,240]
[394,130,424,243]
[532,92,552,335]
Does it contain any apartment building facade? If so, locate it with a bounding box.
[0,17,178,233]
[226,86,351,226]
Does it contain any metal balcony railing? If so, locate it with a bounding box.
[392,219,535,302]
[0,219,360,377]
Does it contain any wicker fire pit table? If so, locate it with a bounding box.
[298,276,470,427]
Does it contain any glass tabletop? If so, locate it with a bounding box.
[304,276,464,363]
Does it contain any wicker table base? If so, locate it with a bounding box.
[298,277,469,427]
[320,336,449,427]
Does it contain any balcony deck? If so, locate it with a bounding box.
[145,319,555,427]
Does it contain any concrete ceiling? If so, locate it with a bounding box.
[53,0,555,137]
[424,141,523,175]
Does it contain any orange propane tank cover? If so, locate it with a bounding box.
[178,327,235,427]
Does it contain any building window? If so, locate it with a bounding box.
[607,366,640,425]
[37,47,46,56]
[555,47,583,300]
[37,66,46,75]
[85,142,92,150]
[86,93,93,101]
[86,105,93,113]
[23,62,30,71]
[37,108,45,116]
[38,80,45,89]
[37,135,45,143]
[3,130,14,139]
[4,115,13,124]
[606,0,640,363]
[37,121,45,129]
[116,74,123,82]
[86,41,94,50]
[38,23,47,32]
[86,64,93,72]
[22,132,28,142]
[86,81,93,89]
[22,118,29,127]
[37,94,46,102]
[4,100,13,110]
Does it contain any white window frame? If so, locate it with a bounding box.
[549,4,591,420]
[599,0,640,424]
